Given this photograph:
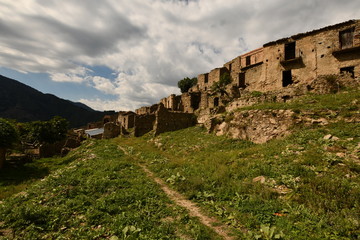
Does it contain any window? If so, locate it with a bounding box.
[239,72,246,88]
[214,97,219,107]
[229,63,232,72]
[204,73,209,83]
[282,70,293,87]
[284,42,296,60]
[339,28,355,49]
[340,66,355,79]
[246,56,251,66]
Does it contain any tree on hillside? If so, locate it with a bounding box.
[19,116,69,146]
[178,77,198,93]
[0,118,18,169]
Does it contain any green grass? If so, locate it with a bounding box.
[117,121,360,239]
[1,90,359,239]
[0,154,78,200]
[0,140,221,239]
[237,89,360,114]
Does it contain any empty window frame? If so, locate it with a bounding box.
[339,27,355,49]
[340,66,355,79]
[204,73,209,83]
[246,56,251,66]
[239,72,246,88]
[284,42,296,60]
[282,70,293,87]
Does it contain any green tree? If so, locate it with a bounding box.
[20,116,69,145]
[211,72,232,95]
[178,77,198,93]
[0,119,18,169]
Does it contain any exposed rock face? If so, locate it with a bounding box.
[212,110,295,144]
[103,122,120,139]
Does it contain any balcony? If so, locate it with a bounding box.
[280,49,304,69]
[332,44,360,58]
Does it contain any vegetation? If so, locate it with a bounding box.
[178,77,198,93]
[0,119,18,169]
[238,89,360,114]
[0,90,359,239]
[117,122,359,239]
[211,72,232,95]
[18,116,69,145]
[0,140,220,239]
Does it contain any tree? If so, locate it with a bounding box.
[178,77,198,93]
[20,116,69,145]
[211,72,232,96]
[0,119,18,169]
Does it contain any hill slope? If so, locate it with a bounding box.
[0,75,106,127]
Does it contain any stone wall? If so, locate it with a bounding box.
[118,112,135,129]
[160,94,182,111]
[224,56,241,85]
[154,104,196,135]
[103,122,120,139]
[135,104,159,115]
[134,114,156,137]
[180,92,201,113]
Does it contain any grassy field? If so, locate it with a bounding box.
[0,140,221,239]
[0,90,359,239]
[117,122,360,239]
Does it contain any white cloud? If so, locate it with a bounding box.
[0,0,359,111]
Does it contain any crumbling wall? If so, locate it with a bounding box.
[208,67,228,87]
[118,112,135,129]
[134,114,156,137]
[103,122,120,139]
[180,92,200,113]
[135,104,159,115]
[154,104,196,135]
[224,56,241,84]
[160,94,182,111]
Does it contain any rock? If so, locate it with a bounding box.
[252,176,266,184]
[323,134,332,140]
[332,136,340,141]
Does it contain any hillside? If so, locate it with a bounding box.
[0,75,106,127]
[0,90,359,239]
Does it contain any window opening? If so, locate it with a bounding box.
[284,42,296,60]
[340,66,355,79]
[239,72,246,88]
[246,56,251,66]
[339,28,354,49]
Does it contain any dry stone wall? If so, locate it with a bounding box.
[154,104,196,135]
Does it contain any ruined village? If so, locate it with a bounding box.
[80,19,360,144]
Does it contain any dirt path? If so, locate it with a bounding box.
[118,144,235,239]
[139,164,235,240]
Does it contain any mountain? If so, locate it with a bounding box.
[0,75,107,128]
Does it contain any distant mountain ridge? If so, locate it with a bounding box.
[0,75,107,127]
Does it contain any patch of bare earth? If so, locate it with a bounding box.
[140,164,235,240]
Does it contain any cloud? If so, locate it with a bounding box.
[0,0,359,111]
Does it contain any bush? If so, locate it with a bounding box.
[0,118,18,168]
[178,77,197,93]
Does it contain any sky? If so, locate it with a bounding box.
[0,0,359,111]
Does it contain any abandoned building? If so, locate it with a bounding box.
[87,20,360,139]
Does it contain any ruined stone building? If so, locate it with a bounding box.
[94,20,360,139]
[201,19,359,92]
